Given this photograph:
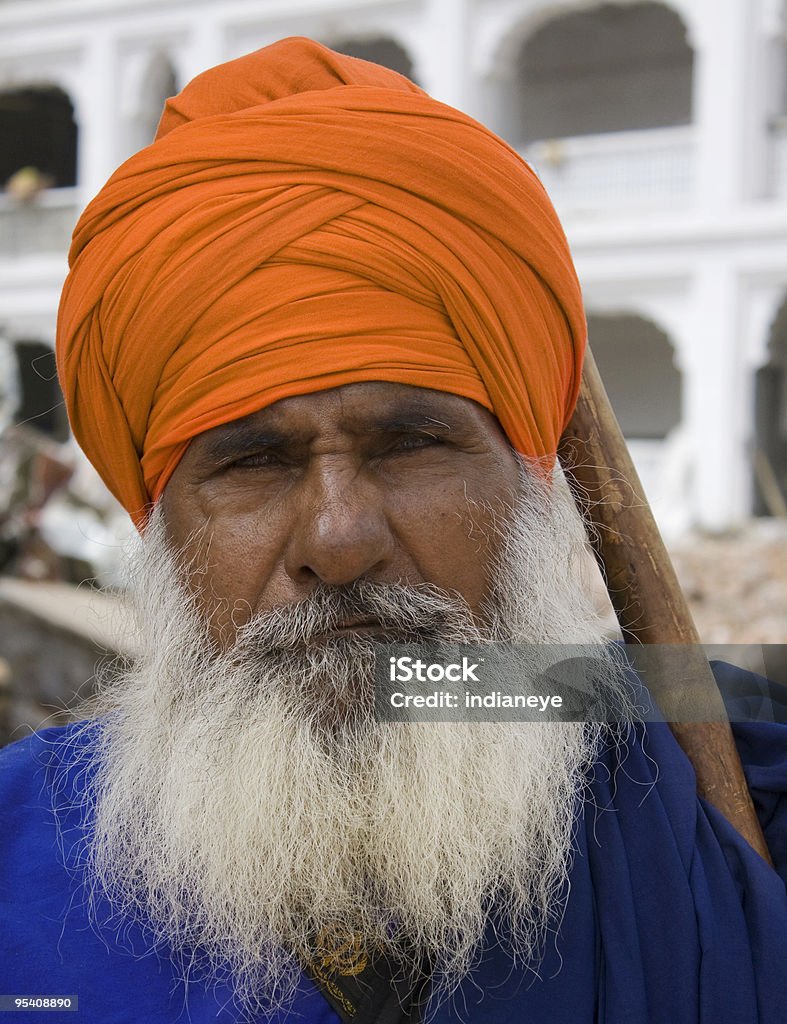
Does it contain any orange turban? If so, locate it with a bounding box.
[57,37,586,527]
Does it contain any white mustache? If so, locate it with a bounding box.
[235,578,485,653]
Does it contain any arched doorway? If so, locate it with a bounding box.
[0,85,77,188]
[588,312,685,529]
[589,312,682,436]
[513,2,693,145]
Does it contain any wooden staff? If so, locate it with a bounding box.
[558,347,772,865]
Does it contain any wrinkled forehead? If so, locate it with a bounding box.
[186,382,513,450]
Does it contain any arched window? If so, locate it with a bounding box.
[514,2,693,144]
[329,36,416,82]
[0,86,77,188]
[754,296,787,515]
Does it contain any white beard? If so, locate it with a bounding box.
[71,461,630,1017]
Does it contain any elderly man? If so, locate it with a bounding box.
[2,38,786,1024]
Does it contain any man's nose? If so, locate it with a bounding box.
[283,458,396,587]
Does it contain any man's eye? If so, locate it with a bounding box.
[393,433,443,453]
[223,451,285,470]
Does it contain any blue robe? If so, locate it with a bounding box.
[1,664,786,1023]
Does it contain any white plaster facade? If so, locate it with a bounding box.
[1,0,786,539]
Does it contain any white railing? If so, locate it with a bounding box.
[520,125,694,216]
[0,188,80,258]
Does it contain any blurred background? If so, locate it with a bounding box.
[0,0,785,744]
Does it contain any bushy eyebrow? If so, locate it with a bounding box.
[199,427,290,466]
[363,414,452,434]
[197,411,455,465]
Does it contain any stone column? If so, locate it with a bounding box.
[74,28,120,201]
[692,0,756,210]
[683,261,749,530]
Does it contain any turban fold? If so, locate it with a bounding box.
[56,37,586,526]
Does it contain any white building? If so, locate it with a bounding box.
[1,0,786,544]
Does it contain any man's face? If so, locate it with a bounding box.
[85,386,625,1015]
[161,381,522,645]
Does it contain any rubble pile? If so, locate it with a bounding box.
[669,520,787,644]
